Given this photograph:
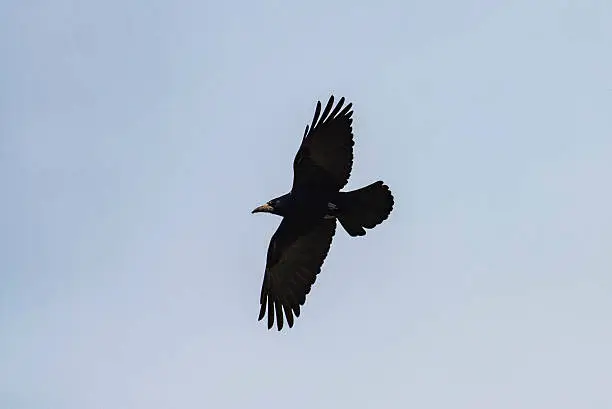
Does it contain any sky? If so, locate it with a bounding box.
[1,0,611,408]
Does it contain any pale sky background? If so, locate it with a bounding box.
[1,1,611,408]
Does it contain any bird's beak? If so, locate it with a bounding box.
[252,203,274,214]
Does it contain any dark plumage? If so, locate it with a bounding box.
[252,95,394,330]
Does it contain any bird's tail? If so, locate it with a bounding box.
[337,181,394,237]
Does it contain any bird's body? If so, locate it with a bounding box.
[252,96,394,330]
[262,189,341,219]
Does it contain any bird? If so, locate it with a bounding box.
[252,95,394,331]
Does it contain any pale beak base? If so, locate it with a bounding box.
[252,203,274,214]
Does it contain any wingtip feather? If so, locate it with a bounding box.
[267,298,274,329]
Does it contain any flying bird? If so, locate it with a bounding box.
[252,95,394,330]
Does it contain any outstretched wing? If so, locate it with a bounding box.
[292,95,355,193]
[258,217,337,330]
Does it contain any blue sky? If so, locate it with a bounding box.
[1,1,611,408]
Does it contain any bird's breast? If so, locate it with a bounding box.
[287,189,337,218]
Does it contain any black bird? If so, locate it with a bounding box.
[252,95,394,330]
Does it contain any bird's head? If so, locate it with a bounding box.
[252,194,290,217]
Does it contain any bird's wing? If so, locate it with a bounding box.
[292,95,355,192]
[258,216,337,330]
